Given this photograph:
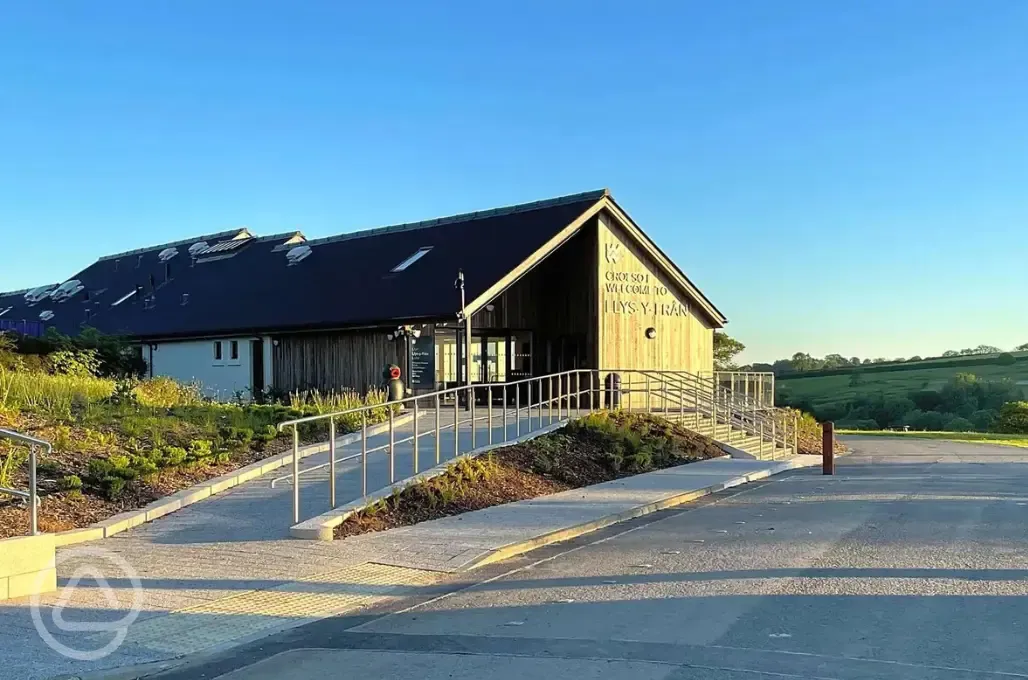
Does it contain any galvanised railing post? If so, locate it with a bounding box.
[645,373,652,415]
[548,377,554,425]
[694,380,700,429]
[388,408,395,484]
[435,394,441,465]
[712,387,718,435]
[771,413,777,460]
[329,417,336,509]
[725,391,733,442]
[0,429,51,536]
[29,444,37,535]
[291,425,300,524]
[538,377,544,428]
[557,373,563,421]
[503,384,508,441]
[471,387,477,450]
[572,372,577,414]
[413,399,420,474]
[361,411,368,497]
[679,375,685,422]
[487,384,493,445]
[759,420,765,459]
[454,390,460,459]
[515,384,521,436]
[793,412,799,454]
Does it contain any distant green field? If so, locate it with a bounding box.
[838,431,1028,448]
[778,362,1028,409]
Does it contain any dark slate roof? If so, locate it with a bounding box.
[0,228,257,338]
[3,190,608,340]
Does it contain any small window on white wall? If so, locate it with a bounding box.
[230,340,239,361]
[214,341,223,362]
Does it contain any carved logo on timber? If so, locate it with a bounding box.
[604,242,623,264]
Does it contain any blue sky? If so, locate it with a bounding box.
[1,1,1026,363]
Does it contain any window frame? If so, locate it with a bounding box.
[213,340,223,363]
[390,246,433,273]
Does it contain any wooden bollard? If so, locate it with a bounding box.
[822,421,835,475]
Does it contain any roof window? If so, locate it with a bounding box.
[391,247,433,272]
[111,289,138,307]
[286,245,312,265]
[0,307,11,317]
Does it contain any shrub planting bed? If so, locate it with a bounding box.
[334,411,726,539]
[0,334,393,539]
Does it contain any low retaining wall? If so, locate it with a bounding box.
[0,533,56,601]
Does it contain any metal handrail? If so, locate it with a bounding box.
[637,370,796,456]
[277,368,603,523]
[0,428,50,536]
[275,367,799,526]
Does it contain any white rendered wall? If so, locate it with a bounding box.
[146,338,255,401]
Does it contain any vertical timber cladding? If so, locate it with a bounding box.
[471,226,598,374]
[597,212,714,376]
[272,329,405,394]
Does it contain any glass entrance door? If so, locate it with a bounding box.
[482,336,508,383]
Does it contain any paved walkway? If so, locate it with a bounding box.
[149,438,1028,680]
[0,429,801,680]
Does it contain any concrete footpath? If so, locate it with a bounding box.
[0,453,816,680]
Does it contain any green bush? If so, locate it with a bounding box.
[837,419,880,430]
[220,426,254,446]
[944,416,974,432]
[102,476,126,500]
[133,377,204,409]
[997,352,1017,366]
[970,409,998,431]
[996,402,1028,434]
[36,458,62,477]
[186,439,215,464]
[59,474,83,491]
[160,446,187,468]
[129,455,159,479]
[903,410,948,431]
[87,458,116,480]
[48,348,102,377]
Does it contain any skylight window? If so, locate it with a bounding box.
[0,307,11,317]
[391,247,433,272]
[111,289,137,307]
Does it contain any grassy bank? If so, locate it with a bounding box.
[778,363,1028,411]
[0,365,391,538]
[335,411,726,539]
[838,430,1028,448]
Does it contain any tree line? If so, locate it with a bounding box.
[777,372,1028,434]
[713,332,1028,375]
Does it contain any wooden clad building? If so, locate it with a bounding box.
[269,191,726,397]
[1,190,726,400]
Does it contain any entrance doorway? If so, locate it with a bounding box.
[434,329,534,403]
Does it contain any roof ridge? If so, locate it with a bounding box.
[97,228,250,262]
[254,230,306,243]
[304,188,608,248]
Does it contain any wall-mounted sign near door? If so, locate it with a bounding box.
[410,335,436,388]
